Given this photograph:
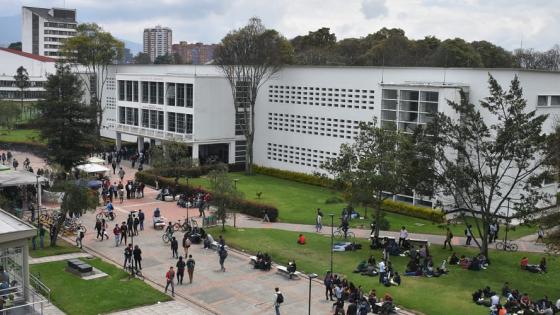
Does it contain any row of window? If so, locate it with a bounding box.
[44,22,77,29]
[118,80,139,102]
[266,143,338,168]
[118,80,193,107]
[44,29,76,36]
[118,107,193,134]
[537,95,560,106]
[0,90,46,99]
[267,112,360,139]
[268,84,375,110]
[0,81,44,88]
[381,89,439,133]
[44,37,66,42]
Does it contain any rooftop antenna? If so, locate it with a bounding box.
[443,53,448,85]
[380,53,385,84]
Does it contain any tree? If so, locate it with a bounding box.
[208,165,242,231]
[0,101,22,130]
[322,122,412,240]
[292,27,339,65]
[133,52,152,64]
[51,180,98,246]
[61,23,124,140]
[13,66,30,120]
[154,54,175,64]
[36,63,97,171]
[471,41,513,68]
[540,125,560,253]
[8,42,21,51]
[513,45,560,71]
[431,38,483,67]
[149,141,195,170]
[215,17,293,174]
[426,75,551,258]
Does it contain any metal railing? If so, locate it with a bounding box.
[30,273,51,303]
[115,124,193,141]
[0,283,48,314]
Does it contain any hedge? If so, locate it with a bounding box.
[253,165,335,188]
[381,199,445,223]
[135,168,279,222]
[144,163,245,178]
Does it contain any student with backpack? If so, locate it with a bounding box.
[274,287,283,315]
[186,255,195,284]
[218,245,228,272]
[443,227,453,250]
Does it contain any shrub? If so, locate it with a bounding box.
[254,165,335,188]
[143,163,245,179]
[381,199,445,223]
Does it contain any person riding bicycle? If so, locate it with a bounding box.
[341,217,350,239]
[106,202,114,220]
[165,222,174,238]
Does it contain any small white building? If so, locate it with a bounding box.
[0,47,56,101]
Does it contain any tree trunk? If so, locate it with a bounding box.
[244,133,254,175]
[374,192,382,239]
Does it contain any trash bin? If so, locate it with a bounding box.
[204,215,216,227]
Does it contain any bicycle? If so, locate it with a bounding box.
[126,263,144,280]
[173,219,190,232]
[334,226,355,240]
[495,240,518,252]
[96,208,115,221]
[162,230,174,244]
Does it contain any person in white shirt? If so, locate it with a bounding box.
[315,208,323,232]
[378,260,386,284]
[490,293,500,306]
[273,287,283,315]
[399,227,408,248]
[555,298,560,311]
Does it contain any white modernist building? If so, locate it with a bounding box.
[21,6,77,59]
[0,48,56,100]
[100,65,560,208]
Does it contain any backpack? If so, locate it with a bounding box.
[219,248,228,259]
[276,293,284,304]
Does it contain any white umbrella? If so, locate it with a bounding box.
[76,163,110,174]
[87,156,105,164]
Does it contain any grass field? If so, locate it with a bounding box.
[0,129,42,145]
[31,258,171,315]
[188,172,535,239]
[209,227,557,315]
[28,237,82,258]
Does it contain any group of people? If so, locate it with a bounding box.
[473,283,560,315]
[447,252,489,271]
[164,254,196,297]
[520,256,547,274]
[175,191,212,218]
[253,252,272,271]
[101,178,145,204]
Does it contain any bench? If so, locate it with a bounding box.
[375,302,401,312]
[374,235,396,242]
[66,259,93,276]
[276,265,302,279]
[407,238,429,248]
[210,241,229,251]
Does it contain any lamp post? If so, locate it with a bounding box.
[307,273,318,315]
[504,198,510,250]
[329,213,334,274]
[35,174,40,225]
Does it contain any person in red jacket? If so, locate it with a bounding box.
[165,266,175,297]
[297,234,306,245]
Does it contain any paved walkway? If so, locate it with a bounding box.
[29,252,92,265]
[109,301,211,315]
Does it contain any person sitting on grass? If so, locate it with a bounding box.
[405,258,421,276]
[520,257,541,273]
[459,255,470,269]
[389,272,401,286]
[536,296,553,315]
[297,234,306,245]
[468,255,481,271]
[539,257,547,273]
[477,253,489,268]
[449,252,459,265]
[353,260,368,273]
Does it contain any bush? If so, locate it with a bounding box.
[254,165,335,188]
[144,163,246,179]
[381,199,445,223]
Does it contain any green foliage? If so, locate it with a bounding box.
[8,42,21,50]
[291,27,339,65]
[431,38,483,67]
[325,196,344,204]
[382,199,445,223]
[0,101,22,129]
[133,52,151,64]
[208,165,243,230]
[154,53,175,64]
[36,63,97,171]
[149,141,195,170]
[253,165,335,187]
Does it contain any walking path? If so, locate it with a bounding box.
[109,301,211,315]
[29,252,92,265]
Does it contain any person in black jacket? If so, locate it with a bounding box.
[176,256,185,284]
[133,245,142,270]
[171,237,179,258]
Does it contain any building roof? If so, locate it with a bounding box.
[0,48,56,62]
[23,6,77,22]
[0,208,36,243]
[0,170,48,188]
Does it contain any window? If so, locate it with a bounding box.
[126,107,133,125]
[149,82,157,104]
[118,81,125,101]
[382,89,397,99]
[186,84,193,108]
[186,114,193,133]
[537,95,548,106]
[118,107,125,123]
[177,84,185,107]
[133,81,138,102]
[158,111,164,130]
[167,83,175,106]
[142,82,149,103]
[133,108,139,126]
[149,110,157,129]
[142,109,149,128]
[176,113,185,133]
[167,112,176,132]
[551,96,560,106]
[157,82,164,105]
[126,81,133,101]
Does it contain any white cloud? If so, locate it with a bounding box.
[361,0,387,19]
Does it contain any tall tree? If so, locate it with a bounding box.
[0,101,22,130]
[61,23,124,140]
[36,63,97,171]
[431,38,483,67]
[208,165,242,231]
[471,40,513,68]
[215,17,293,174]
[154,53,175,64]
[292,27,339,65]
[13,66,30,120]
[322,122,410,240]
[149,141,194,170]
[426,75,551,258]
[540,125,560,253]
[133,52,152,64]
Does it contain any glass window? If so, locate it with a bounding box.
[382,89,397,99]
[158,111,164,130]
[186,114,193,133]
[537,95,548,106]
[118,80,125,101]
[419,113,434,124]
[420,91,438,102]
[133,108,139,126]
[142,82,149,103]
[420,102,438,113]
[126,81,133,101]
[176,113,185,133]
[400,90,419,101]
[177,84,185,107]
[118,107,125,124]
[149,82,157,104]
[381,110,397,121]
[167,83,175,106]
[399,112,418,123]
[126,107,133,125]
[142,109,149,128]
[167,112,176,132]
[149,110,157,129]
[399,100,418,112]
[157,82,164,105]
[382,99,397,110]
[551,96,560,106]
[186,84,193,108]
[133,81,138,102]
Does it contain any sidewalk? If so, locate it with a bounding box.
[30,252,92,265]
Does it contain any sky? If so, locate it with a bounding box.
[1,0,559,50]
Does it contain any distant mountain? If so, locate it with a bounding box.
[122,39,142,55]
[0,15,21,47]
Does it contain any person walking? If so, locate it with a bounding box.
[316,208,323,232]
[537,226,545,243]
[76,225,85,249]
[133,216,139,236]
[138,209,145,231]
[165,267,175,297]
[218,245,228,272]
[123,243,133,269]
[101,219,109,241]
[398,226,408,248]
[324,271,334,301]
[127,214,133,237]
[133,245,142,271]
[274,287,283,315]
[443,227,453,250]
[113,224,121,247]
[38,223,45,249]
[186,254,195,284]
[465,224,473,246]
[111,160,117,175]
[171,237,179,258]
[95,219,102,240]
[176,256,185,285]
[118,167,125,181]
[120,222,128,245]
[182,233,191,257]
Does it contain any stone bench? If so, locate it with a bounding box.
[276,265,301,279]
[210,241,229,251]
[66,259,93,276]
[407,238,429,248]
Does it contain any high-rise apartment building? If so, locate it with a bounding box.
[143,26,172,62]
[21,6,77,59]
[172,41,217,65]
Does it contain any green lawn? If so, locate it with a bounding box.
[0,129,42,145]
[209,227,557,315]
[31,258,171,315]
[188,173,535,239]
[28,237,82,258]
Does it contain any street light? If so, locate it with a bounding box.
[504,198,511,250]
[329,213,334,274]
[307,273,318,315]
